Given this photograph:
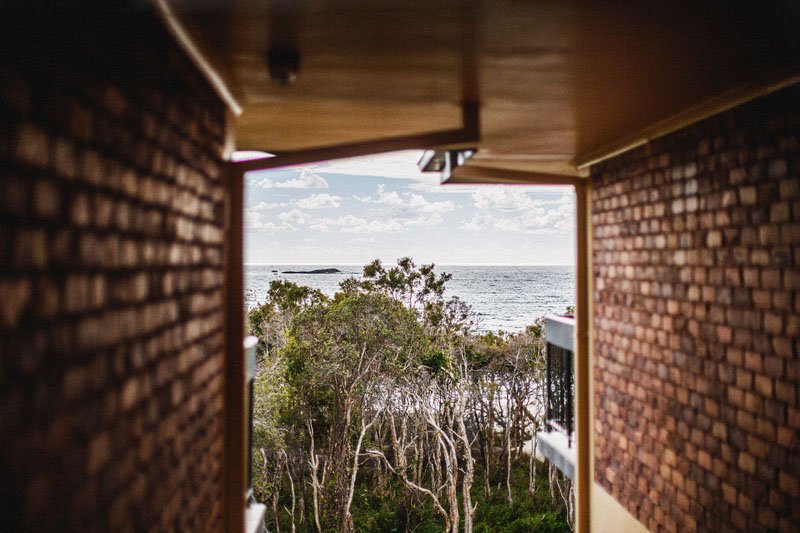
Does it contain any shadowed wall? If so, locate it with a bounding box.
[0,3,227,530]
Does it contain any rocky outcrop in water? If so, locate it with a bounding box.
[282,268,342,274]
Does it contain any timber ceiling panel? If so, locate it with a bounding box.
[164,0,799,178]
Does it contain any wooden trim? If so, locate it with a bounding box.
[446,164,585,186]
[233,102,480,173]
[576,75,800,169]
[152,0,243,116]
[574,180,592,532]
[223,162,247,533]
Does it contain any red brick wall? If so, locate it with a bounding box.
[0,5,227,531]
[592,84,800,532]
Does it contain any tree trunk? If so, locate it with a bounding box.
[506,393,514,505]
[282,450,297,533]
[307,418,323,533]
[456,398,476,533]
[528,436,537,509]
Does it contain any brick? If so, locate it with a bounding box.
[0,278,31,327]
[70,194,91,227]
[779,473,799,498]
[779,178,799,199]
[776,426,796,449]
[765,356,785,378]
[755,375,773,397]
[739,186,758,205]
[86,432,111,475]
[14,122,50,169]
[748,435,769,459]
[33,181,61,219]
[13,228,48,269]
[775,380,795,403]
[768,158,788,179]
[764,312,784,334]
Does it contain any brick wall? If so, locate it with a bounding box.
[592,84,800,532]
[0,4,228,531]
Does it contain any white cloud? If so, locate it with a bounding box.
[363,185,456,224]
[277,208,309,226]
[460,197,574,234]
[473,188,535,211]
[252,201,287,210]
[348,185,457,228]
[408,181,480,194]
[471,187,573,211]
[323,214,405,234]
[309,220,330,232]
[296,193,341,209]
[257,168,329,189]
[245,209,277,230]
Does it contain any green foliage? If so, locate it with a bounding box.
[359,257,452,307]
[469,458,570,533]
[251,350,290,502]
[248,280,327,357]
[245,258,572,533]
[348,458,569,533]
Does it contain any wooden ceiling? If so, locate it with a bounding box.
[163,0,799,179]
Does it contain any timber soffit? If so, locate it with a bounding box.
[158,1,799,179]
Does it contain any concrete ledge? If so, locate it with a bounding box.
[537,431,576,481]
[544,314,575,351]
[246,503,267,533]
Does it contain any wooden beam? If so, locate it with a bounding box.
[574,180,592,532]
[223,161,246,533]
[152,0,242,116]
[446,164,585,186]
[233,101,479,173]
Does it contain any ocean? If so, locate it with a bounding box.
[245,264,575,333]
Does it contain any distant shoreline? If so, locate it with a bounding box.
[245,263,576,267]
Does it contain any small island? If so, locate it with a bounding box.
[282,268,342,274]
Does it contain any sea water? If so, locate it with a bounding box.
[245,264,574,332]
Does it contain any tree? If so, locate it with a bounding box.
[283,291,429,532]
[246,259,571,533]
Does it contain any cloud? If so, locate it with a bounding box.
[460,196,574,234]
[472,188,536,210]
[359,185,456,225]
[408,181,480,194]
[309,220,330,232]
[471,187,573,211]
[277,208,309,227]
[252,200,287,210]
[245,209,277,230]
[296,193,341,209]
[323,214,405,234]
[257,168,329,189]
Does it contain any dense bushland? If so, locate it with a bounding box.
[247,258,573,532]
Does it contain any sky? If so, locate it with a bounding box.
[243,150,576,265]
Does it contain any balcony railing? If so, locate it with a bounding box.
[537,314,576,480]
[546,331,574,447]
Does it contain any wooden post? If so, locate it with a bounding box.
[223,162,247,533]
[574,180,592,532]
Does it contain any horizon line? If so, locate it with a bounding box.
[245,262,576,267]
